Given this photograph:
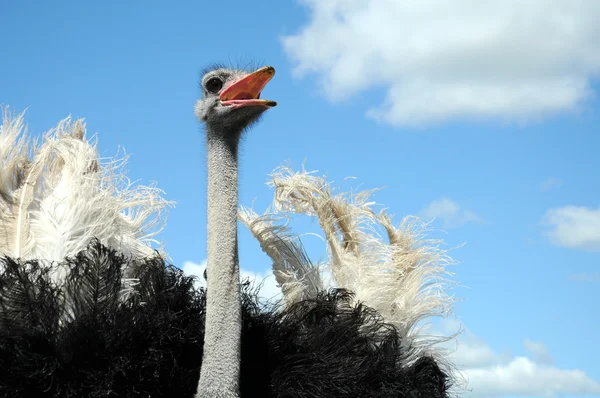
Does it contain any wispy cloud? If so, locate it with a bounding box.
[282,1,600,126]
[539,177,563,192]
[439,320,600,397]
[421,197,484,228]
[542,205,600,251]
[569,272,600,283]
[523,339,554,365]
[182,261,282,301]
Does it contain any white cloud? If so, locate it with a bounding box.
[523,339,553,365]
[542,205,600,251]
[464,357,600,398]
[447,329,512,369]
[182,260,207,289]
[438,320,600,397]
[182,261,282,301]
[240,268,283,301]
[539,177,563,192]
[421,197,484,228]
[282,0,600,126]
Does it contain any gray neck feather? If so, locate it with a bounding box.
[196,132,241,398]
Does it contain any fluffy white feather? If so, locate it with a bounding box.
[239,206,322,304]
[243,165,459,369]
[0,109,33,259]
[0,109,173,286]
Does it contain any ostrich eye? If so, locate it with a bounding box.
[205,77,223,94]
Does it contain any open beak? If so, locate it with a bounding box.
[219,66,277,109]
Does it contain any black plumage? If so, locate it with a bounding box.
[0,240,449,397]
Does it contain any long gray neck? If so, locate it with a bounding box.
[196,133,241,398]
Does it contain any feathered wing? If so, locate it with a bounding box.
[0,109,36,259]
[242,165,459,369]
[0,109,173,286]
[238,206,322,304]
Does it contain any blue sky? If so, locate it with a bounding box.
[2,1,599,397]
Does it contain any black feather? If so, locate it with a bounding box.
[0,240,449,397]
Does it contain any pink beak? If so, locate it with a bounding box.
[219,66,277,109]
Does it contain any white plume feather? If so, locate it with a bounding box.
[242,164,459,369]
[0,109,173,286]
[239,205,322,304]
[0,108,36,259]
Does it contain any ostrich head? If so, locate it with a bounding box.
[195,66,277,139]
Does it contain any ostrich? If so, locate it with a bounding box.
[194,65,454,397]
[193,65,278,398]
[0,66,455,397]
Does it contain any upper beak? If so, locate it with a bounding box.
[219,66,277,108]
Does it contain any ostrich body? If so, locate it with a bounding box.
[194,66,277,397]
